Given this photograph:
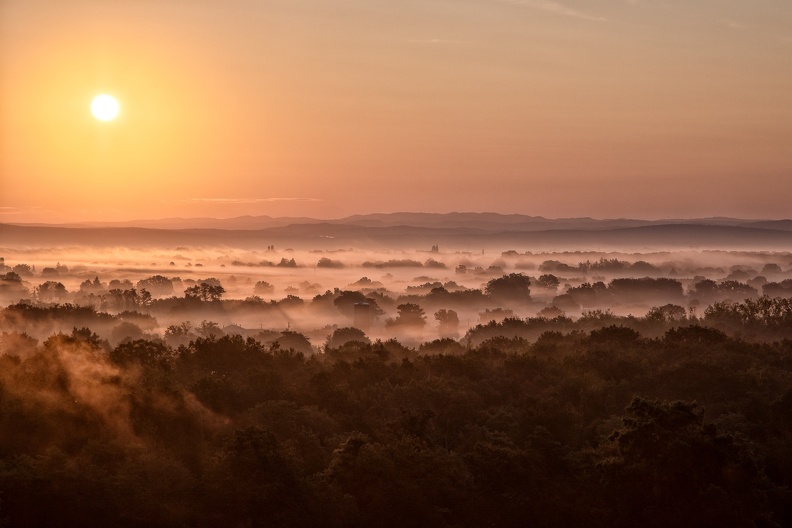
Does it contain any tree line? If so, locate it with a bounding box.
[0,313,791,526]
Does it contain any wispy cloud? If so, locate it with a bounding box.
[0,206,41,215]
[182,197,322,204]
[721,19,750,31]
[406,38,471,45]
[499,0,608,22]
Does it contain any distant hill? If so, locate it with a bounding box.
[741,220,792,232]
[39,215,323,230]
[3,218,792,251]
[14,212,777,232]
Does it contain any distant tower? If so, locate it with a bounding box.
[353,302,373,331]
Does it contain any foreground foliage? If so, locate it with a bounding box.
[1,324,791,527]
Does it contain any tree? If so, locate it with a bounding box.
[254,281,275,294]
[277,258,297,268]
[275,331,314,355]
[326,327,370,349]
[645,304,687,324]
[608,278,684,305]
[0,272,28,301]
[138,288,153,307]
[185,282,225,302]
[35,281,68,302]
[103,288,145,311]
[485,273,531,304]
[110,340,176,384]
[79,277,106,294]
[317,257,344,269]
[434,309,460,338]
[602,398,771,527]
[333,290,383,318]
[197,320,225,338]
[108,279,133,289]
[536,274,560,290]
[12,263,33,276]
[205,427,306,527]
[537,305,565,319]
[386,303,427,328]
[164,321,194,346]
[110,321,146,344]
[2,271,21,282]
[136,275,174,297]
[717,280,759,301]
[762,263,782,276]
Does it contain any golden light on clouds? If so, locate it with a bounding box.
[90,94,119,121]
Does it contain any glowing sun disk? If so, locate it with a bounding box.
[91,94,119,121]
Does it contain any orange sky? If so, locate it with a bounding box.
[2,0,792,222]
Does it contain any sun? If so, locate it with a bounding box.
[91,94,120,121]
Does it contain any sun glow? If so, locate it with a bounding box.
[91,94,119,121]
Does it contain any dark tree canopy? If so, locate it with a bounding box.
[386,303,427,328]
[326,327,370,349]
[485,273,531,303]
[136,275,174,297]
[185,282,225,302]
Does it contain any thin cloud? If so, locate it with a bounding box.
[0,206,41,215]
[182,198,322,204]
[499,0,608,22]
[406,38,471,45]
[722,19,749,30]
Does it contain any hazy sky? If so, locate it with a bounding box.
[2,0,791,222]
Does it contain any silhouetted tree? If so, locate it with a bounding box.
[326,327,370,350]
[197,320,225,338]
[79,277,106,294]
[603,398,771,527]
[185,282,225,302]
[317,258,344,269]
[136,275,174,297]
[645,304,687,323]
[277,258,298,268]
[386,303,427,328]
[275,330,314,355]
[434,309,460,338]
[35,281,68,302]
[254,281,275,294]
[536,274,560,290]
[12,263,33,276]
[485,273,531,304]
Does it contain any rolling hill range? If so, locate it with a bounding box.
[18,212,766,232]
[3,214,792,251]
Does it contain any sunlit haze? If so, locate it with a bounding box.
[2,0,791,223]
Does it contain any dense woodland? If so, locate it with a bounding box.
[2,252,792,526]
[1,296,792,526]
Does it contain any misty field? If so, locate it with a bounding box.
[2,245,791,346]
[1,244,792,527]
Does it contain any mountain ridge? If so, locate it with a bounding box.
[7,212,787,232]
[3,219,792,251]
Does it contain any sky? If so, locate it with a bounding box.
[1,0,791,223]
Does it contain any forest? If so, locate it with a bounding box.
[1,248,792,526]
